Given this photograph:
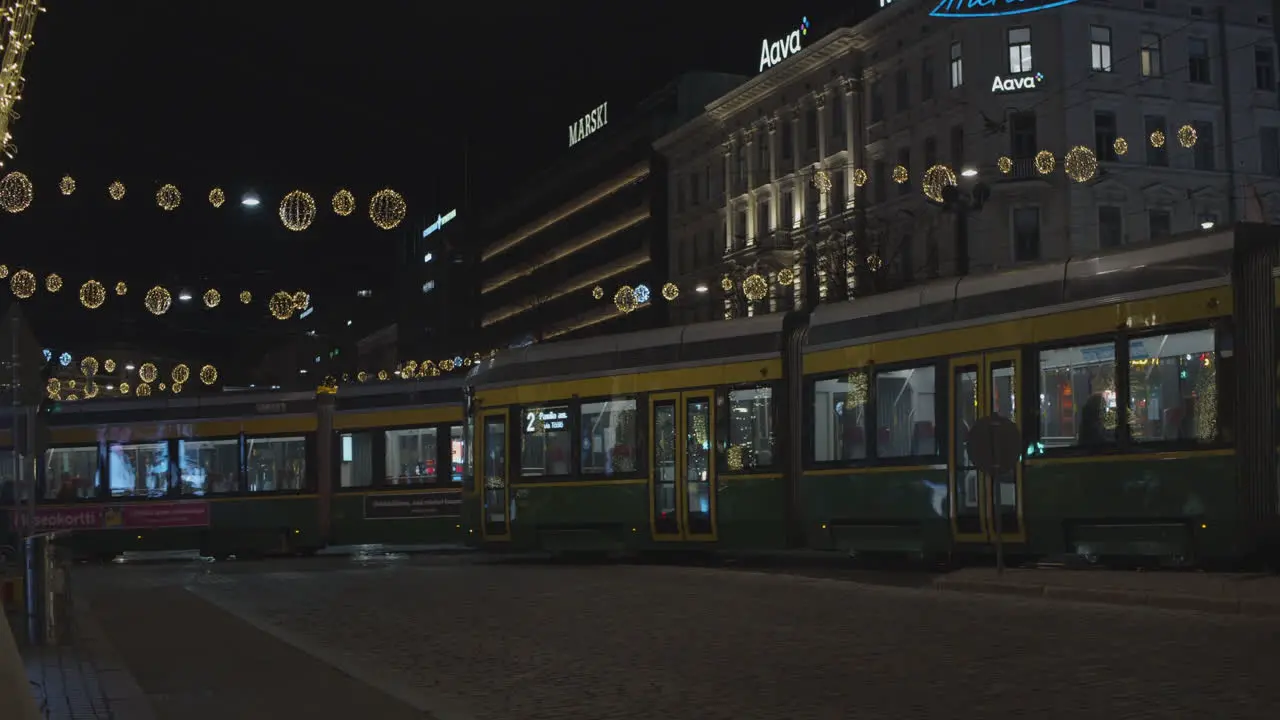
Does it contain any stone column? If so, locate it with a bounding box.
[722,141,734,254]
[815,93,828,218]
[744,128,757,247]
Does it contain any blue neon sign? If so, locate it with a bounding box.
[930,0,1080,17]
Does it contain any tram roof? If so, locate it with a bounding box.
[44,388,317,427]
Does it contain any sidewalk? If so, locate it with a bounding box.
[936,567,1280,616]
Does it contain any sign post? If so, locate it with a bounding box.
[965,414,1021,574]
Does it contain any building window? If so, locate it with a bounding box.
[1094,111,1118,161]
[756,196,771,236]
[1188,37,1211,83]
[1140,33,1163,77]
[921,56,935,101]
[950,123,965,168]
[1148,209,1172,239]
[385,427,437,484]
[950,42,963,88]
[870,81,884,123]
[108,442,169,498]
[520,405,572,476]
[1008,27,1033,74]
[690,171,700,206]
[897,147,911,196]
[675,179,685,213]
[1192,121,1214,170]
[726,386,775,471]
[1257,47,1276,90]
[896,68,910,112]
[580,398,638,476]
[831,94,844,136]
[1127,329,1218,443]
[180,438,242,495]
[924,136,938,168]
[831,170,846,213]
[1010,111,1037,160]
[1261,126,1280,175]
[1098,206,1124,249]
[780,189,794,228]
[813,371,869,462]
[805,106,818,150]
[875,366,938,458]
[873,159,887,204]
[44,447,99,501]
[1090,25,1113,72]
[781,119,793,161]
[1144,115,1168,166]
[1038,341,1118,449]
[1013,206,1041,262]
[246,436,307,492]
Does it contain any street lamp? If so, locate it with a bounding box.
[241,192,261,207]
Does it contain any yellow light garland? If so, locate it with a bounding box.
[155,183,181,211]
[144,286,171,315]
[369,188,407,230]
[79,279,105,309]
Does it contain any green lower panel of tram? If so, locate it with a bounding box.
[327,492,467,546]
[799,468,953,556]
[507,482,650,552]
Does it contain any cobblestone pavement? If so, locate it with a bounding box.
[74,557,1280,720]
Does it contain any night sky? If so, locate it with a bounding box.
[1,1,865,382]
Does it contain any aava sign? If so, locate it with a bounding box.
[931,0,1079,17]
[759,16,810,73]
[991,71,1044,93]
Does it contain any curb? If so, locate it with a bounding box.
[934,578,1280,618]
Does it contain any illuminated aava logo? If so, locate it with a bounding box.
[759,16,809,73]
[931,0,1080,18]
[991,71,1044,92]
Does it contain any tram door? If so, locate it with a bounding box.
[948,351,1026,544]
[648,390,718,542]
[478,410,510,541]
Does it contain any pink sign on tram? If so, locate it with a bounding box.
[11,502,210,532]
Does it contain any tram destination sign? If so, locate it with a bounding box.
[363,491,462,520]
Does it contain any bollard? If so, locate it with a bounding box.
[23,531,70,646]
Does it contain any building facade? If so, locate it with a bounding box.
[658,0,1280,324]
[476,73,745,347]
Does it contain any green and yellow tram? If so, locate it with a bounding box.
[463,226,1280,565]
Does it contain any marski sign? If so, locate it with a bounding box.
[759,16,810,73]
[930,0,1080,17]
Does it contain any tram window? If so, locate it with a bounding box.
[43,447,99,501]
[179,438,242,495]
[580,398,639,476]
[0,450,13,503]
[108,442,169,499]
[246,436,307,492]
[521,404,572,477]
[1038,341,1117,448]
[449,425,465,484]
[875,366,937,458]
[812,372,868,462]
[1128,329,1218,442]
[338,432,373,488]
[727,386,775,470]
[385,427,438,485]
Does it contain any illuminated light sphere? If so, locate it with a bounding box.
[403,360,418,377]
[812,170,833,194]
[108,181,126,200]
[239,290,252,304]
[83,382,99,400]
[742,274,769,302]
[291,290,309,311]
[46,378,60,395]
[453,355,464,367]
[1150,129,1165,148]
[155,183,182,211]
[921,164,958,204]
[199,364,218,385]
[144,286,172,315]
[65,394,78,402]
[80,356,99,377]
[633,284,651,304]
[1113,137,1129,156]
[45,273,62,293]
[891,165,909,184]
[208,187,226,208]
[356,371,368,383]
[720,275,734,292]
[42,348,51,362]
[0,171,33,213]
[0,265,7,279]
[103,359,116,373]
[591,285,603,300]
[440,359,454,372]
[997,156,1014,174]
[171,382,183,395]
[139,362,158,384]
[119,382,130,395]
[377,369,389,381]
[59,175,76,196]
[278,190,317,231]
[1177,124,1198,148]
[171,363,190,385]
[115,281,127,296]
[661,282,679,301]
[67,380,76,389]
[369,188,407,230]
[58,352,72,367]
[852,168,869,187]
[1034,150,1056,175]
[866,253,884,272]
[10,269,36,299]
[1063,145,1099,183]
[268,291,295,320]
[614,285,638,314]
[777,268,795,286]
[79,279,106,309]
[158,382,167,392]
[462,357,472,368]
[332,189,355,216]
[136,383,151,397]
[202,288,221,308]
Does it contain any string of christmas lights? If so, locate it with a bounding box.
[0,172,408,230]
